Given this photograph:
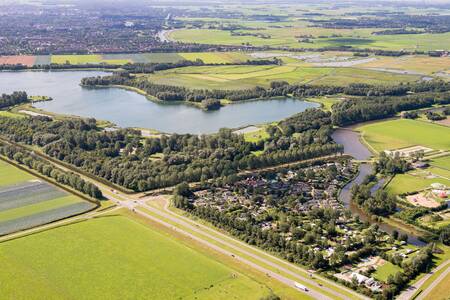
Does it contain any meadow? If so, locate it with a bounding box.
[358,119,450,152]
[386,173,450,195]
[357,55,450,76]
[0,213,271,300]
[0,160,95,235]
[169,28,450,51]
[143,64,419,90]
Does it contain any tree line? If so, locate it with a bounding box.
[0,91,28,109]
[0,142,102,200]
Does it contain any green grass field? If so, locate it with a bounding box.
[386,173,450,195]
[179,52,251,64]
[358,119,450,152]
[143,64,419,90]
[0,214,271,300]
[242,128,270,143]
[51,55,131,65]
[373,261,402,282]
[307,96,342,111]
[430,155,450,170]
[170,28,450,51]
[0,160,34,187]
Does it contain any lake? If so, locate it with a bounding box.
[0,70,319,134]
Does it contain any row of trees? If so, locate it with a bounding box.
[0,91,28,109]
[0,143,102,199]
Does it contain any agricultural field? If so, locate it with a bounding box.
[357,55,450,76]
[0,160,95,235]
[169,28,450,51]
[0,55,35,66]
[0,212,272,300]
[50,55,131,65]
[143,64,420,90]
[358,119,450,153]
[178,52,251,64]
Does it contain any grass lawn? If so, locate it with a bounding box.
[306,96,342,111]
[358,119,450,152]
[0,160,34,187]
[386,173,450,195]
[373,261,402,282]
[0,111,26,118]
[430,155,450,170]
[424,271,450,300]
[243,128,270,143]
[0,214,271,300]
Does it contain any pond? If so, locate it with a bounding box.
[0,70,319,134]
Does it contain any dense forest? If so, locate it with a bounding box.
[0,109,341,191]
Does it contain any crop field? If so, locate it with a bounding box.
[0,213,271,299]
[169,28,450,51]
[358,119,450,152]
[51,55,131,65]
[0,55,35,66]
[178,52,251,64]
[0,160,95,235]
[357,55,450,76]
[144,64,419,90]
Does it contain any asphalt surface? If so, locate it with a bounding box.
[397,259,450,300]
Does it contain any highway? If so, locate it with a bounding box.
[397,259,450,300]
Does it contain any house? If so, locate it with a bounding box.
[351,272,369,284]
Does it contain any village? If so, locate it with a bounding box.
[184,159,430,296]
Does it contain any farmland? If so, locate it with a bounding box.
[358,119,450,152]
[169,28,450,51]
[0,52,253,66]
[357,55,450,76]
[0,212,272,300]
[142,64,420,90]
[0,160,95,235]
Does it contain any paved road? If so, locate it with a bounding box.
[1,139,364,299]
[416,261,450,300]
[397,259,450,300]
[153,196,369,300]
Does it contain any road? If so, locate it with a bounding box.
[105,186,368,300]
[0,139,366,299]
[397,259,450,300]
[416,261,450,300]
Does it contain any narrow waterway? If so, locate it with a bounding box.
[332,128,426,246]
